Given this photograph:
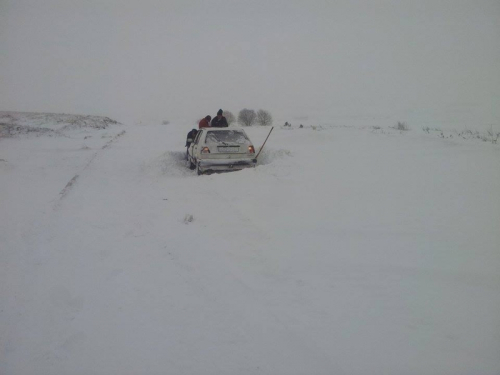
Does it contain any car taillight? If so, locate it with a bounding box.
[201,147,210,153]
[248,145,255,154]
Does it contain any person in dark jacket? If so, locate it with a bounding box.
[185,128,198,160]
[210,109,228,127]
[198,115,211,129]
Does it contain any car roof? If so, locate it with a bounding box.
[203,127,246,132]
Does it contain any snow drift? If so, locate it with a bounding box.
[0,111,120,137]
[1,112,499,375]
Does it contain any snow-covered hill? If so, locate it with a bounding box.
[0,111,120,137]
[1,113,499,375]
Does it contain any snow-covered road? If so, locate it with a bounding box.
[1,119,499,374]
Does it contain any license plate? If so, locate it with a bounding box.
[217,146,239,153]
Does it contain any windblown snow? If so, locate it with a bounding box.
[1,112,499,375]
[0,111,120,136]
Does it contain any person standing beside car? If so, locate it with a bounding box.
[198,115,211,129]
[210,109,228,127]
[185,128,198,160]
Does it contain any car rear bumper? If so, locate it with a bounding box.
[198,158,257,172]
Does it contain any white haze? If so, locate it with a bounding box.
[1,0,500,126]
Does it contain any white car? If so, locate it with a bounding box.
[187,128,257,175]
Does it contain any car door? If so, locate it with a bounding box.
[189,130,203,162]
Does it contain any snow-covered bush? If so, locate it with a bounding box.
[487,126,500,144]
[224,111,236,125]
[256,109,273,126]
[238,109,256,126]
[395,121,409,131]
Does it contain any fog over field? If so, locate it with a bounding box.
[1,2,500,374]
[1,0,499,127]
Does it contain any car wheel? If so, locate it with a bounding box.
[196,162,203,175]
[189,160,196,170]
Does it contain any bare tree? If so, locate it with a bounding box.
[395,121,409,131]
[238,109,257,126]
[224,111,236,125]
[256,109,273,126]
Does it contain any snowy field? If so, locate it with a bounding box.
[1,112,499,375]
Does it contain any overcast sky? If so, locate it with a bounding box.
[1,0,499,125]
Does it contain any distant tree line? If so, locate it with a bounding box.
[236,109,273,126]
[201,109,273,127]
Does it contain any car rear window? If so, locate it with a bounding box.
[205,130,249,144]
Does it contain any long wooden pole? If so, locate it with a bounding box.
[255,126,274,160]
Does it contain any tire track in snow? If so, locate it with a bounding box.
[55,130,126,204]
